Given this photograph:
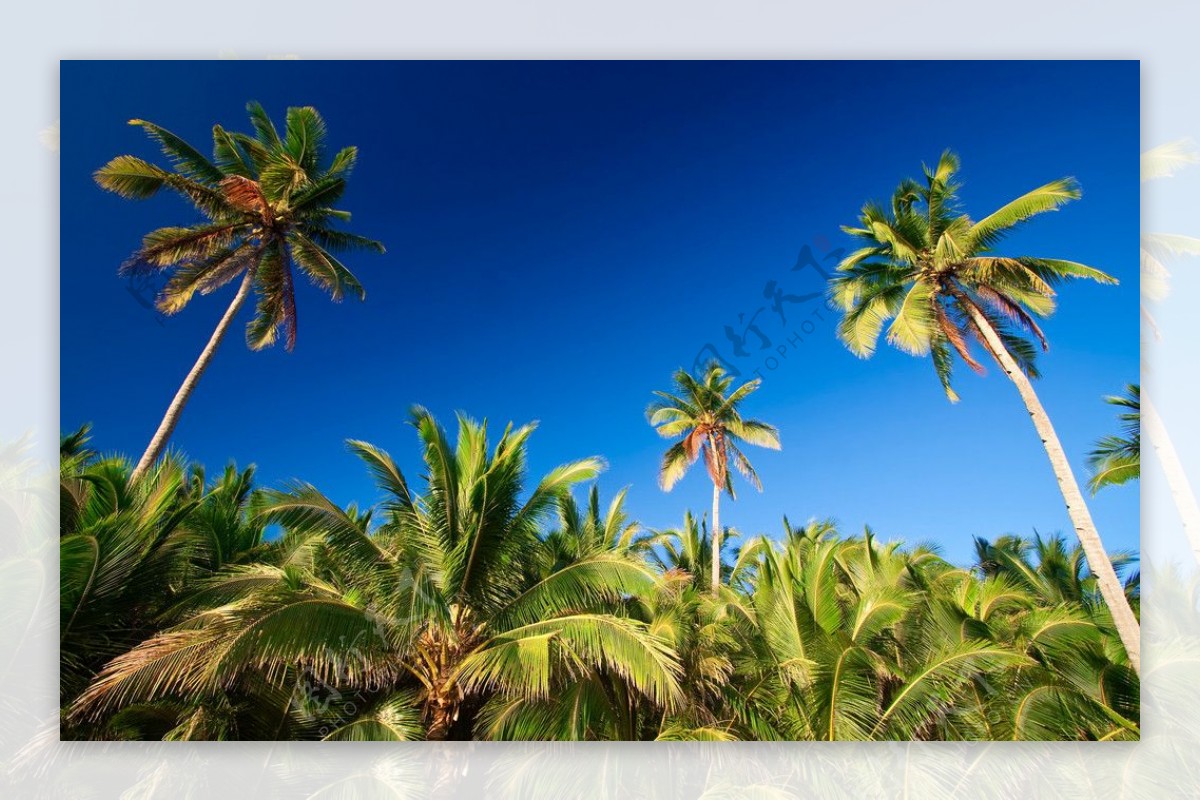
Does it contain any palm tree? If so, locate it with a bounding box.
[829,151,1141,674]
[1088,385,1140,494]
[68,409,681,740]
[95,102,384,484]
[647,362,781,593]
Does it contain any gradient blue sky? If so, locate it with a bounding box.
[60,60,1140,566]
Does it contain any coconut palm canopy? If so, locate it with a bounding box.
[60,418,1140,741]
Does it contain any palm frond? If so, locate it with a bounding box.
[968,178,1081,251]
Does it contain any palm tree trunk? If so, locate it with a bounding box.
[426,703,455,740]
[128,268,256,484]
[711,482,721,593]
[1143,393,1200,565]
[961,297,1141,674]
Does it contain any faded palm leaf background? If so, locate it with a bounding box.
[3,20,1200,801]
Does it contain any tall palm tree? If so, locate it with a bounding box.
[647,362,781,593]
[1088,385,1140,494]
[95,102,384,484]
[829,151,1141,674]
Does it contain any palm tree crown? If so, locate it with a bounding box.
[648,362,780,497]
[68,409,679,740]
[96,102,384,351]
[829,150,1115,400]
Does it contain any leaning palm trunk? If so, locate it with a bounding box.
[961,297,1141,674]
[1143,393,1200,566]
[129,269,256,484]
[711,482,721,594]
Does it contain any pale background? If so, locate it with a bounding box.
[2,2,1199,797]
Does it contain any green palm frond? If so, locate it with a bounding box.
[886,279,938,356]
[968,178,1081,251]
[834,281,906,357]
[129,118,226,184]
[454,613,682,708]
[95,155,234,218]
[211,124,256,178]
[320,692,426,741]
[508,556,653,625]
[1016,257,1117,287]
[1088,384,1140,493]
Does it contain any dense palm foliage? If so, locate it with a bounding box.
[61,416,1138,741]
[829,152,1141,674]
[96,103,383,482]
[59,425,265,707]
[647,362,780,592]
[63,412,677,740]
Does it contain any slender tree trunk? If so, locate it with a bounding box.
[711,482,721,594]
[128,269,256,484]
[1143,393,1200,565]
[961,297,1141,674]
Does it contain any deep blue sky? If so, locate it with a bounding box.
[60,61,1140,566]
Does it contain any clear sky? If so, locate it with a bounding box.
[60,60,1140,566]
